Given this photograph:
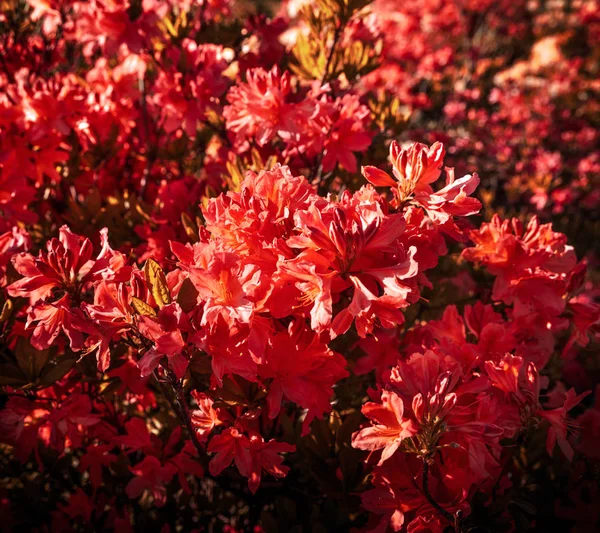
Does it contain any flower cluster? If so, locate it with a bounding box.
[364,0,600,225]
[349,149,598,532]
[0,0,598,532]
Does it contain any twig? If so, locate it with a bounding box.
[1,391,60,404]
[321,21,343,86]
[138,75,154,197]
[150,367,268,511]
[309,18,345,185]
[421,460,459,529]
[491,431,525,500]
[198,0,207,26]
[153,368,209,471]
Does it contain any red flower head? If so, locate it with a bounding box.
[224,66,293,147]
[171,240,262,331]
[362,141,480,235]
[288,191,419,337]
[208,427,294,494]
[260,320,348,434]
[362,141,446,200]
[352,390,418,465]
[137,302,189,379]
[538,388,590,461]
[190,391,223,442]
[126,456,177,507]
[0,226,31,287]
[8,226,95,304]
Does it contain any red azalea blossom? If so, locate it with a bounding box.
[352,390,418,465]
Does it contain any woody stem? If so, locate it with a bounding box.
[153,369,263,508]
[138,73,154,198]
[154,368,209,470]
[421,460,459,528]
[309,21,344,185]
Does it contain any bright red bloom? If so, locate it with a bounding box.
[208,427,294,493]
[202,163,316,259]
[260,321,348,432]
[352,390,418,465]
[8,226,95,303]
[362,141,446,197]
[462,214,576,305]
[126,456,177,507]
[268,249,335,331]
[538,388,590,461]
[190,391,223,441]
[171,240,262,331]
[320,94,372,173]
[83,280,133,332]
[224,66,293,147]
[289,193,419,337]
[25,294,85,351]
[362,141,480,233]
[137,303,189,379]
[0,226,30,287]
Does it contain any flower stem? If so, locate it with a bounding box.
[154,368,209,470]
[421,460,460,529]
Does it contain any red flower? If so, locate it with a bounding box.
[25,294,85,351]
[137,303,189,379]
[82,280,134,339]
[208,427,294,493]
[538,388,590,461]
[224,66,293,147]
[462,214,576,306]
[362,141,480,233]
[289,194,419,337]
[190,391,223,441]
[8,226,95,303]
[320,94,372,172]
[126,456,177,507]
[260,321,348,433]
[362,141,446,198]
[352,390,418,465]
[171,241,261,331]
[0,226,30,287]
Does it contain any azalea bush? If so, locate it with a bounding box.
[1,0,599,532]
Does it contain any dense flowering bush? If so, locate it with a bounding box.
[0,0,599,532]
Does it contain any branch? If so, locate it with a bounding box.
[320,20,343,86]
[152,367,265,506]
[138,74,154,197]
[1,391,60,404]
[421,460,460,530]
[309,16,348,185]
[153,368,209,470]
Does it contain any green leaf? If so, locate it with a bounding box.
[0,299,13,322]
[0,363,28,387]
[38,357,77,388]
[15,337,50,382]
[176,277,199,313]
[144,258,171,308]
[131,296,157,318]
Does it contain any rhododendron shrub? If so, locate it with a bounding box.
[1,0,599,532]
